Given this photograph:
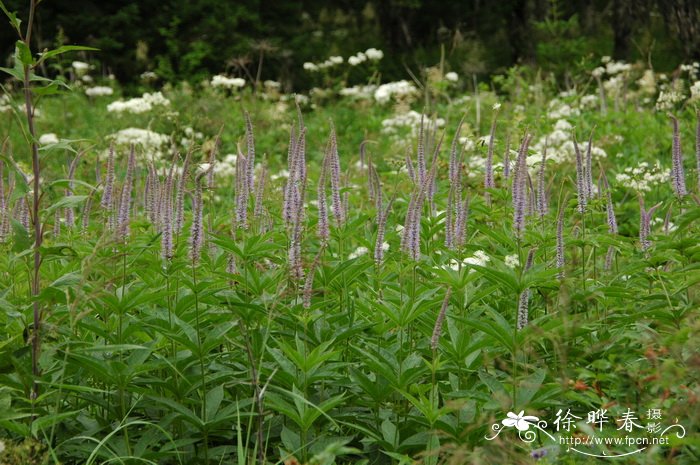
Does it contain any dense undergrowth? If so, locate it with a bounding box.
[1,26,700,465]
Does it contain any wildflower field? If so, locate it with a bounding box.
[1,6,700,465]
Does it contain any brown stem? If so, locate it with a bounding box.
[22,0,42,400]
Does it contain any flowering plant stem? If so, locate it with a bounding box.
[16,0,44,403]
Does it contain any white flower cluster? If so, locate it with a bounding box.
[303,55,344,72]
[445,71,459,82]
[381,110,445,136]
[546,98,580,119]
[270,169,290,181]
[592,57,631,78]
[579,94,598,109]
[680,62,700,80]
[689,81,700,102]
[211,75,246,89]
[444,250,490,272]
[349,242,391,259]
[39,133,59,145]
[212,153,239,177]
[603,75,624,97]
[107,91,171,114]
[339,84,377,99]
[85,86,114,97]
[374,80,417,104]
[504,254,520,269]
[458,136,476,152]
[348,48,384,66]
[530,119,607,165]
[140,71,158,81]
[615,162,670,192]
[109,128,170,159]
[180,126,204,149]
[72,61,89,74]
[0,94,11,113]
[655,87,684,111]
[637,70,656,95]
[650,217,677,233]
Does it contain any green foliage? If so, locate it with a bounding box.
[0,7,699,464]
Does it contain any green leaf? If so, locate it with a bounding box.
[0,65,22,80]
[381,418,398,448]
[38,138,85,153]
[0,2,21,34]
[45,195,87,215]
[11,219,30,253]
[515,368,546,409]
[205,384,224,422]
[32,80,70,96]
[15,40,33,66]
[460,309,515,354]
[36,45,99,66]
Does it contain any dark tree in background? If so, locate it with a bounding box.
[0,0,698,88]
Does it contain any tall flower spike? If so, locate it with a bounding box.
[116,144,136,239]
[536,140,548,219]
[374,197,394,266]
[81,193,93,234]
[601,170,619,268]
[668,114,687,197]
[16,197,29,230]
[431,287,453,350]
[161,161,176,260]
[405,149,416,183]
[235,148,249,229]
[101,143,115,209]
[144,164,153,221]
[244,111,256,193]
[526,172,536,217]
[449,115,466,187]
[454,193,470,248]
[254,158,267,220]
[585,128,595,199]
[517,248,536,330]
[572,134,587,214]
[282,124,297,226]
[317,154,330,243]
[445,185,454,249]
[407,163,437,260]
[556,200,566,280]
[190,169,210,264]
[370,161,383,220]
[602,172,617,234]
[149,163,161,224]
[302,246,325,309]
[283,123,298,226]
[416,114,426,185]
[426,131,444,212]
[288,170,307,282]
[328,124,344,227]
[639,196,661,251]
[292,128,308,227]
[53,209,61,237]
[175,148,192,232]
[512,134,531,238]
